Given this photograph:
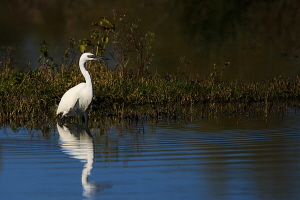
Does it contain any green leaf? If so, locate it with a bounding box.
[78,44,86,53]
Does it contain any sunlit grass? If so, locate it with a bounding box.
[1,50,299,128]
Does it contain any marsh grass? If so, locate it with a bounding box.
[1,15,300,127]
[1,50,299,128]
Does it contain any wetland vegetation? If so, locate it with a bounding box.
[1,14,300,128]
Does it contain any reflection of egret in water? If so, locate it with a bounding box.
[57,123,110,198]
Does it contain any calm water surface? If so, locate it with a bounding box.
[1,113,300,200]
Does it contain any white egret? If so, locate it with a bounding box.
[56,53,107,122]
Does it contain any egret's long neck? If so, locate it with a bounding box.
[79,59,93,89]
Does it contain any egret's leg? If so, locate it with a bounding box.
[60,114,65,122]
[83,111,89,123]
[60,111,68,121]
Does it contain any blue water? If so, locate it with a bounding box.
[1,113,300,200]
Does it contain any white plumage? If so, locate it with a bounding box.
[57,53,107,122]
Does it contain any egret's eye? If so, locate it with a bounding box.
[87,55,96,58]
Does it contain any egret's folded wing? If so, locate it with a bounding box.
[57,83,85,115]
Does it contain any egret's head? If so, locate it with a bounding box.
[81,52,109,62]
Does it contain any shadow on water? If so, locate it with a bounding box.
[56,123,112,198]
